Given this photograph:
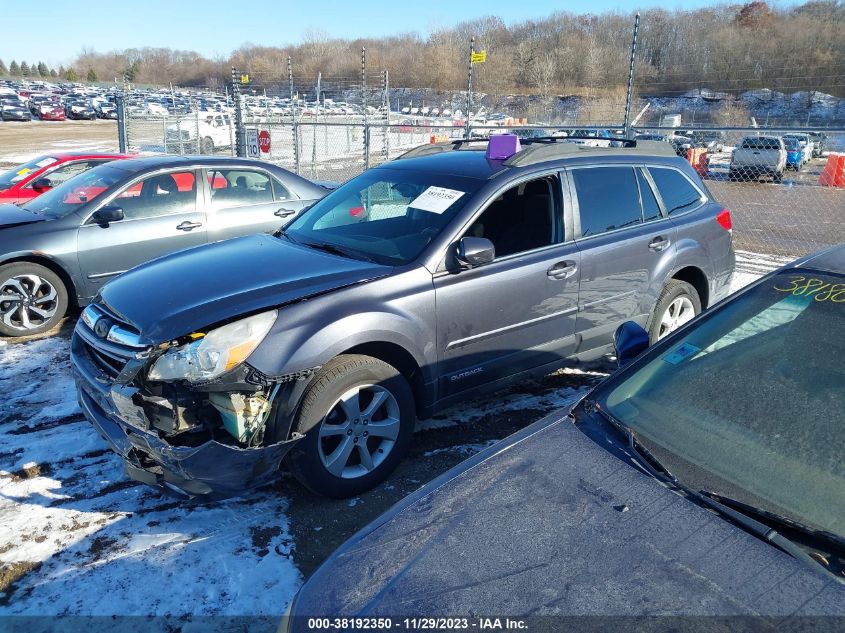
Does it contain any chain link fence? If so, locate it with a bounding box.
[119,44,845,265]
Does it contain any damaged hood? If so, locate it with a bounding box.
[99,234,391,344]
[0,203,44,229]
[292,413,845,619]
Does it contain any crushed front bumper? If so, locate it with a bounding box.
[71,330,301,499]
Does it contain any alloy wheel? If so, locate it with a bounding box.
[317,384,401,479]
[657,296,695,340]
[0,275,60,332]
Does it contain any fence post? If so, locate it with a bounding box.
[383,70,390,162]
[232,66,245,157]
[362,47,370,170]
[312,72,320,178]
[195,107,201,153]
[623,12,640,138]
[116,91,128,153]
[288,56,301,175]
[466,37,475,140]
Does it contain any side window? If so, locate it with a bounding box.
[208,169,274,207]
[465,176,558,259]
[271,177,291,201]
[115,171,197,219]
[572,167,642,237]
[648,167,703,216]
[637,169,661,222]
[25,161,102,189]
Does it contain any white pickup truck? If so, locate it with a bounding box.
[166,112,234,154]
[730,136,786,182]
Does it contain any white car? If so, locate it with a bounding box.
[166,112,234,153]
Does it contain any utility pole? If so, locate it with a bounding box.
[288,56,300,174]
[623,12,640,138]
[466,36,475,140]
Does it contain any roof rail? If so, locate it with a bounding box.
[394,135,678,166]
[504,138,678,167]
[396,139,487,160]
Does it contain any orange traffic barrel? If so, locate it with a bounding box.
[819,153,845,188]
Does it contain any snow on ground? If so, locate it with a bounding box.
[0,249,786,617]
[0,337,301,617]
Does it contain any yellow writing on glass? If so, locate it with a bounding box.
[773,276,845,303]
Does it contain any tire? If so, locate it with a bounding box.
[648,279,701,344]
[773,171,783,183]
[200,136,214,154]
[284,354,415,498]
[0,262,68,337]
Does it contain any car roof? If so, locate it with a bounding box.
[384,139,687,180]
[102,155,287,173]
[799,243,845,274]
[47,153,131,162]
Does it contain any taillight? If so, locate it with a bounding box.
[716,208,732,231]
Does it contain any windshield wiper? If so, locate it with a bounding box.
[301,240,376,263]
[585,400,842,584]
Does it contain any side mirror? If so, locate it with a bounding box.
[457,237,495,267]
[614,321,650,368]
[92,205,125,225]
[32,178,52,192]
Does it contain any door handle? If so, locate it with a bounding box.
[176,221,203,231]
[547,260,578,280]
[648,236,671,252]
[275,208,296,218]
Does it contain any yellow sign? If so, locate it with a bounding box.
[240,74,250,84]
[470,50,487,64]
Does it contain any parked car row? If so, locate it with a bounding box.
[729,131,818,181]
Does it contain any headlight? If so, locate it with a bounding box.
[148,310,277,383]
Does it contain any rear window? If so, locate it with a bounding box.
[647,167,703,216]
[741,137,781,150]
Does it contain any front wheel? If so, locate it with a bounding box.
[284,355,415,498]
[0,262,68,337]
[648,279,701,343]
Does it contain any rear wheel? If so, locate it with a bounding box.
[284,355,415,498]
[648,279,701,343]
[0,262,68,337]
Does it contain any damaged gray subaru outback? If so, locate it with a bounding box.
[71,135,735,499]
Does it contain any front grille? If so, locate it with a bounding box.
[87,344,128,379]
[78,303,148,381]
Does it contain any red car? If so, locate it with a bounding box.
[38,104,66,121]
[0,153,131,204]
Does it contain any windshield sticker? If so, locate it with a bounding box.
[663,342,701,365]
[409,186,465,214]
[36,158,57,168]
[16,168,30,176]
[773,275,845,303]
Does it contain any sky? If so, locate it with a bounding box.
[2,0,798,68]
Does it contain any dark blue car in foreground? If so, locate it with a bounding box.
[285,244,845,628]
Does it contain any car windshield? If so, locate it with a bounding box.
[0,156,57,190]
[599,269,844,539]
[21,164,127,218]
[284,167,482,265]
